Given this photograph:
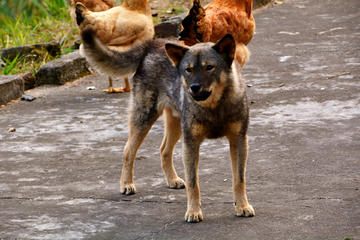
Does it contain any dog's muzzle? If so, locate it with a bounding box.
[190,84,212,102]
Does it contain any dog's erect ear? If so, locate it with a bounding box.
[212,34,236,66]
[165,43,189,67]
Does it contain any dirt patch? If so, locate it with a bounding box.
[115,0,211,23]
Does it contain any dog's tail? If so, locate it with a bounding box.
[80,29,147,77]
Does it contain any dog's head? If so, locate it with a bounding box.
[165,34,236,108]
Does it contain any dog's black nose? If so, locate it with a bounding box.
[190,84,201,93]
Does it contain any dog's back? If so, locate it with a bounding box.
[81,29,173,79]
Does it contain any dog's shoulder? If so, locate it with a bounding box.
[131,39,182,114]
[135,39,178,77]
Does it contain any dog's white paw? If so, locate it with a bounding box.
[236,204,255,217]
[120,184,136,195]
[185,210,203,223]
[168,178,186,189]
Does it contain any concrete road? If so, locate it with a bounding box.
[1,0,359,239]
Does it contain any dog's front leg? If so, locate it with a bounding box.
[228,133,255,217]
[182,138,203,223]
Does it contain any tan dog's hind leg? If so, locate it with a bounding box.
[120,115,158,195]
[160,108,185,189]
[182,140,203,223]
[228,133,255,217]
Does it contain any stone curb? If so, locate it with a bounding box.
[0,41,61,62]
[35,50,91,86]
[0,50,90,105]
[0,75,24,106]
[155,13,187,38]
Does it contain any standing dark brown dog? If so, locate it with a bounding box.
[81,29,255,222]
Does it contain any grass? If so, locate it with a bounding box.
[0,0,77,49]
[0,0,78,75]
[1,53,23,75]
[150,0,192,25]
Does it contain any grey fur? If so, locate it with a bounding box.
[81,29,255,222]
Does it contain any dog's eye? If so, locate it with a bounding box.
[185,67,192,73]
[206,65,214,71]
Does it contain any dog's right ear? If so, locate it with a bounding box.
[212,34,236,66]
[165,44,189,67]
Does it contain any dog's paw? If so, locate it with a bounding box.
[236,204,255,217]
[185,210,203,223]
[168,178,186,189]
[120,183,136,195]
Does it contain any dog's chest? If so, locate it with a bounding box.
[184,105,246,139]
[174,83,248,139]
[197,115,232,139]
[202,122,229,139]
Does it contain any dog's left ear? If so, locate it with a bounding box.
[165,43,189,67]
[212,34,236,66]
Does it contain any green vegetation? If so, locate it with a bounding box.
[0,0,78,75]
[1,53,24,75]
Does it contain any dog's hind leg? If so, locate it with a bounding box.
[160,108,185,189]
[227,128,255,217]
[120,107,159,195]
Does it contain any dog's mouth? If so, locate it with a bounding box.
[190,89,212,102]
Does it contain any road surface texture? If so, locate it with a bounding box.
[0,0,359,239]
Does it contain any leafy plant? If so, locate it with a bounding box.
[1,53,23,75]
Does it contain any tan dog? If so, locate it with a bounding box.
[81,29,255,222]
